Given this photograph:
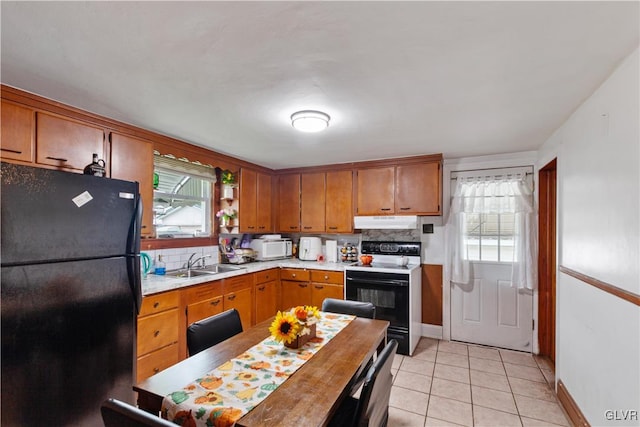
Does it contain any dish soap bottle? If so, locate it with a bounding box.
[154,255,166,275]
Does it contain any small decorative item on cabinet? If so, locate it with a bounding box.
[83,153,106,177]
[269,306,321,349]
[216,207,237,229]
[340,243,358,263]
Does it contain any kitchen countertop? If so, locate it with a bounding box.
[142,259,349,296]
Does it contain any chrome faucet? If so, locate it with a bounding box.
[186,253,212,270]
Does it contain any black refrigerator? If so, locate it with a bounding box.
[1,162,142,426]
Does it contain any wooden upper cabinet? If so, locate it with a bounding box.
[1,100,34,163]
[239,168,258,232]
[356,166,395,215]
[300,172,326,233]
[36,112,105,171]
[277,173,301,232]
[239,169,272,233]
[325,170,353,233]
[110,132,155,236]
[256,172,272,232]
[395,162,441,214]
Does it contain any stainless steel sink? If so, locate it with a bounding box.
[165,269,217,278]
[197,264,246,273]
[165,264,246,278]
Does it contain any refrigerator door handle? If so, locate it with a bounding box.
[127,255,142,315]
[127,193,142,255]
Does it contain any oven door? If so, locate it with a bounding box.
[345,270,409,327]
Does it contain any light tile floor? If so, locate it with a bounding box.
[388,338,571,427]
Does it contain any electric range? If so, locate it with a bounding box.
[344,241,422,355]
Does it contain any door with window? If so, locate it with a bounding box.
[448,168,535,352]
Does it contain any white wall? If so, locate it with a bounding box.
[539,47,639,425]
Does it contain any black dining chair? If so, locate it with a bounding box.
[101,398,176,427]
[328,339,398,427]
[187,308,243,356]
[321,298,376,319]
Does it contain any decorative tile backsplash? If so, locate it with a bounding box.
[362,229,421,241]
[141,245,219,271]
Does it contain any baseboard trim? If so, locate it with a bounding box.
[557,379,590,427]
[421,323,443,339]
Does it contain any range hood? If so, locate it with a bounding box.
[354,215,418,230]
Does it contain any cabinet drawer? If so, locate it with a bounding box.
[223,274,252,294]
[185,280,222,305]
[187,295,224,325]
[280,268,310,282]
[139,291,180,316]
[310,270,343,285]
[255,268,279,284]
[137,308,179,356]
[136,342,179,383]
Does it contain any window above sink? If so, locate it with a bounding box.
[153,154,217,239]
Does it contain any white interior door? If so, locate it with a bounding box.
[451,262,533,351]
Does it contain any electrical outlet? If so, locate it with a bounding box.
[422,224,434,234]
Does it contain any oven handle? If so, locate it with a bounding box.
[345,276,409,287]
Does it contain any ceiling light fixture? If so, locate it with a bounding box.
[291,110,330,133]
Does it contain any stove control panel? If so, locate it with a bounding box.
[360,241,421,256]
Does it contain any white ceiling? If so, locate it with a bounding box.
[1,2,638,170]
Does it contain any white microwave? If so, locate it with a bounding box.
[250,239,292,261]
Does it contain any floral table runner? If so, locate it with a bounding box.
[161,312,355,427]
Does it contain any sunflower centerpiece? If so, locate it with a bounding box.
[269,306,321,349]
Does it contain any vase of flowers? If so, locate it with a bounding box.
[216,208,237,227]
[269,306,321,349]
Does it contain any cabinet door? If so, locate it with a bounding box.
[110,133,155,236]
[136,343,179,383]
[311,283,344,307]
[256,172,273,232]
[395,162,441,214]
[224,287,252,331]
[356,167,395,215]
[280,280,311,311]
[137,308,180,356]
[186,295,224,325]
[1,101,34,163]
[239,168,257,232]
[326,170,353,233]
[277,173,301,232]
[300,172,326,232]
[36,112,104,171]
[254,279,278,324]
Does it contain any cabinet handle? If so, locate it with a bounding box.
[46,156,68,162]
[298,284,308,288]
[154,330,160,337]
[289,226,297,230]
[292,273,296,278]
[1,148,22,154]
[399,207,411,210]
[315,285,324,289]
[248,226,255,230]
[328,226,338,230]
[258,286,265,291]
[303,226,312,230]
[141,225,147,229]
[153,368,160,374]
[258,226,265,229]
[228,294,236,301]
[324,275,329,280]
[153,302,160,308]
[380,208,392,211]
[211,300,221,306]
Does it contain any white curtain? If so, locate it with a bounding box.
[446,175,537,290]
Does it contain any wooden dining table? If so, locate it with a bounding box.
[134,315,389,426]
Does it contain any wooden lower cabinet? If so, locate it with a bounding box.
[136,291,180,382]
[254,269,279,324]
[280,269,344,310]
[185,280,224,326]
[223,275,253,331]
